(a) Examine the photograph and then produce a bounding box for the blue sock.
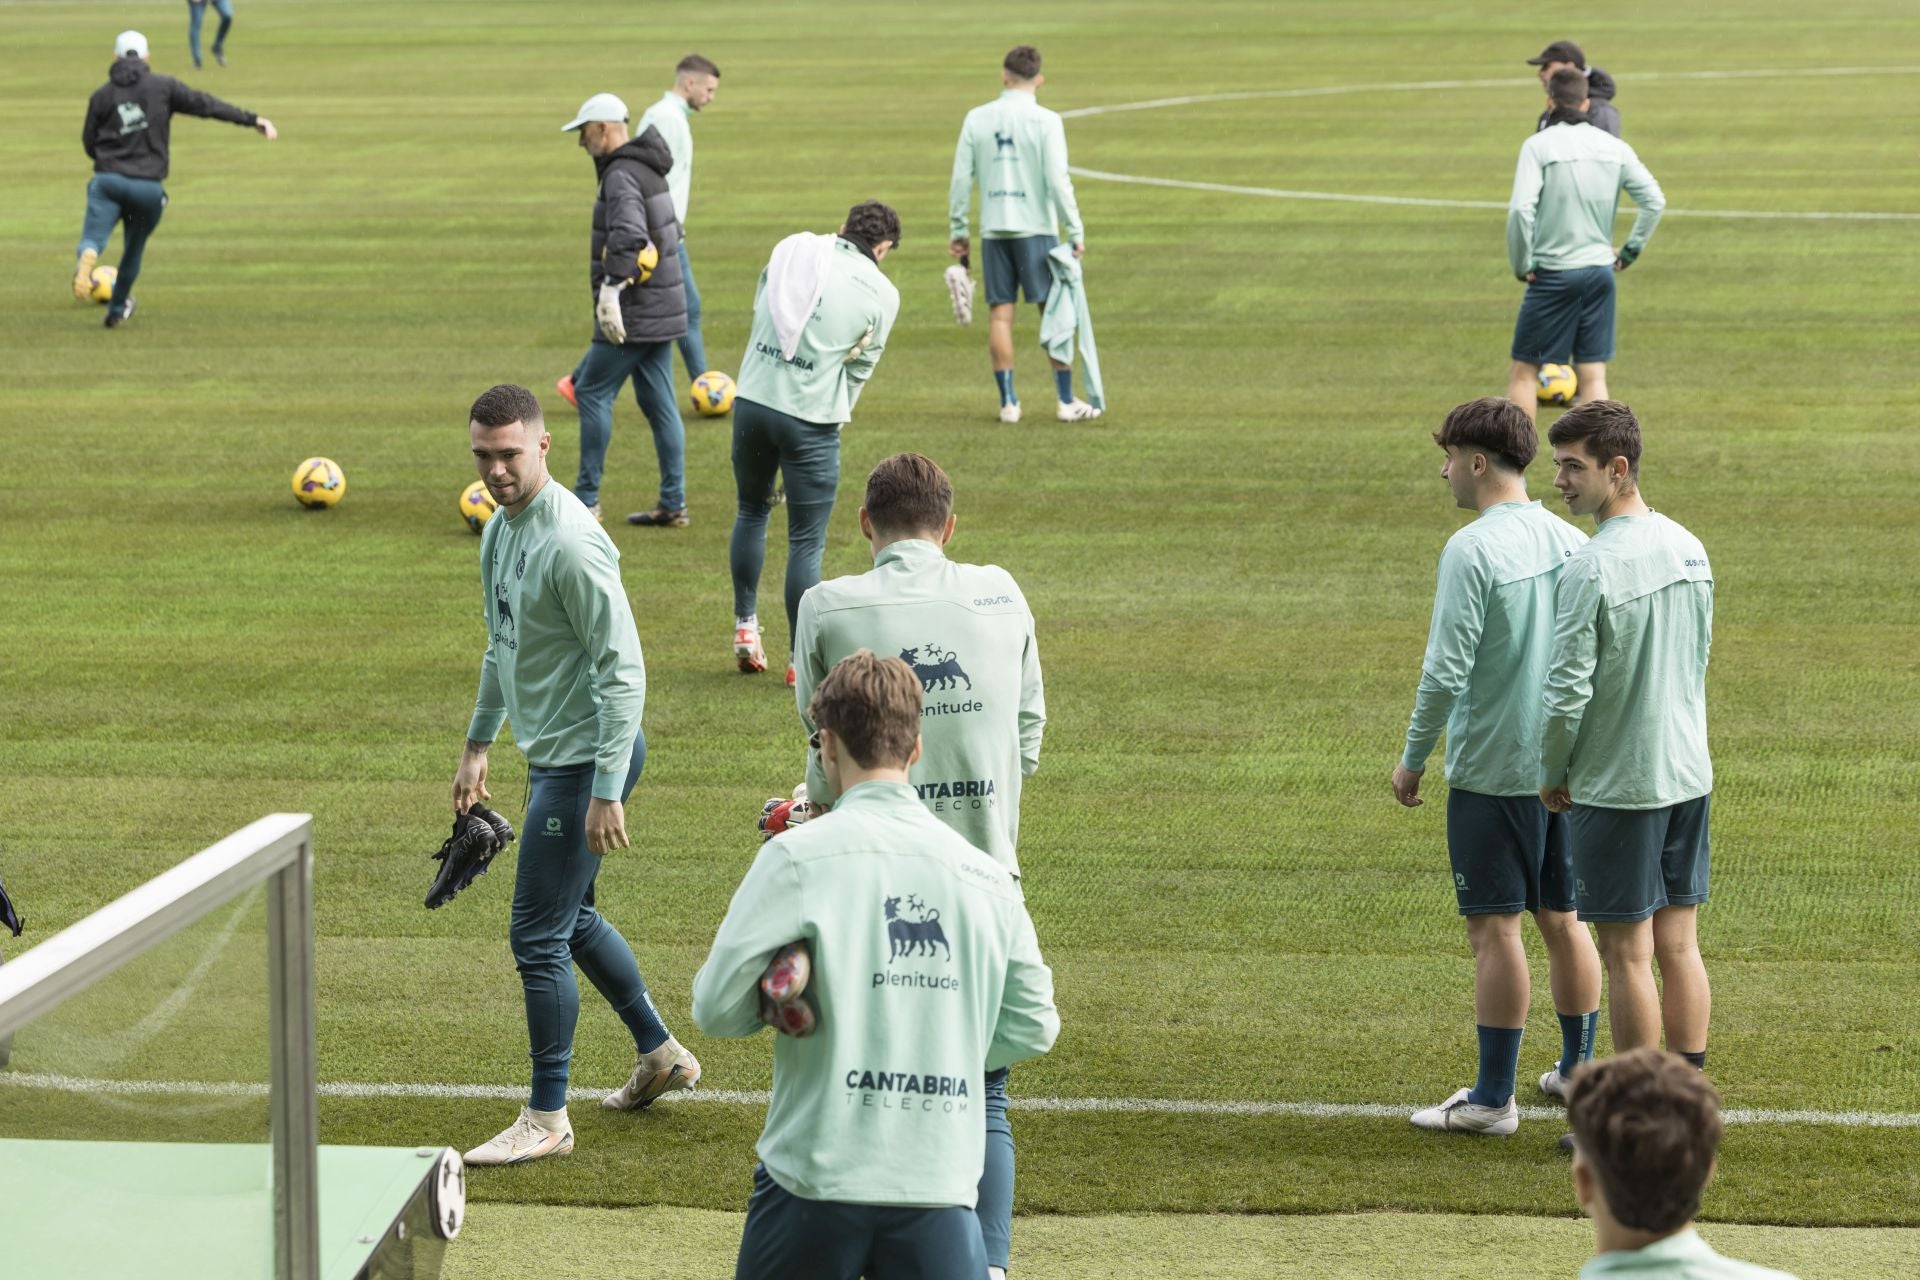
[994,370,1015,406]
[1681,1049,1707,1071]
[1054,368,1074,404]
[1468,1025,1523,1108]
[1557,1010,1599,1076]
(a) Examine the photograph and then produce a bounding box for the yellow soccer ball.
[602,242,660,284]
[1537,363,1578,406]
[460,479,498,534]
[89,265,118,304]
[689,370,736,417]
[291,457,346,509]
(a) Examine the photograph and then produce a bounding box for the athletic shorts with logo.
[1446,789,1575,915]
[733,1163,988,1280]
[1568,794,1711,923]
[982,234,1057,306]
[1511,265,1616,364]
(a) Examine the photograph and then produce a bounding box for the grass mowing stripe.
[8,1072,1918,1129]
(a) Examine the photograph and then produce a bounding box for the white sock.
[529,1105,569,1132]
[736,615,758,631]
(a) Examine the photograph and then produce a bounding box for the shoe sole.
[736,640,767,673]
[465,1135,574,1167]
[74,250,98,301]
[607,1061,701,1111]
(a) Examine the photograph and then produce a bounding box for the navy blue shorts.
[1445,789,1576,915]
[1569,795,1711,924]
[1511,265,1616,364]
[734,1164,987,1280]
[982,234,1057,306]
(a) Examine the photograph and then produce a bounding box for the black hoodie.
[1535,65,1621,139]
[83,58,257,182]
[588,125,687,345]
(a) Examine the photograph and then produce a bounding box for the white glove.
[844,323,876,365]
[944,263,974,326]
[596,282,628,344]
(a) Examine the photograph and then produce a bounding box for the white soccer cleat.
[944,263,975,325]
[1056,398,1103,422]
[73,248,99,301]
[603,1036,702,1111]
[997,402,1022,424]
[1540,1067,1574,1101]
[463,1105,573,1166]
[1409,1088,1518,1136]
[735,623,767,674]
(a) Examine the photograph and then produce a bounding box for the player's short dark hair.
[676,53,720,79]
[809,650,922,770]
[1548,65,1589,110]
[469,384,543,432]
[865,453,954,539]
[1567,1049,1722,1234]
[1004,45,1042,80]
[844,199,902,249]
[1432,397,1537,472]
[1549,399,1642,477]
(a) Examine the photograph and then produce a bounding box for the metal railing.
[0,814,318,1280]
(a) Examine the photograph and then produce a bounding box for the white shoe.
[463,1105,573,1166]
[734,623,767,674]
[1540,1067,1574,1101]
[997,402,1022,424]
[1410,1087,1518,1136]
[944,263,975,325]
[1056,398,1103,422]
[603,1036,702,1111]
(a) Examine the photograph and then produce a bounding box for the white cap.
[562,93,628,132]
[114,30,148,60]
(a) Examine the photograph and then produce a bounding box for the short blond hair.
[808,651,921,769]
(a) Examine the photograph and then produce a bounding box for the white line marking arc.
[4,1071,1916,1129]
[1064,66,1920,222]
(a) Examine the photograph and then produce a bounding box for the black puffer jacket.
[588,126,686,345]
[83,57,257,181]
[1535,65,1621,139]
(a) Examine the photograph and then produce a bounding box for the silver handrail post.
[268,824,319,1280]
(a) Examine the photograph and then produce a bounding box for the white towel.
[766,232,837,360]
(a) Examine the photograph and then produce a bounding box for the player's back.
[738,236,898,425]
[1521,122,1649,265]
[961,92,1067,238]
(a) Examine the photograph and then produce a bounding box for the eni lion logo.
[900,645,971,692]
[884,895,951,962]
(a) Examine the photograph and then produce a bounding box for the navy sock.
[1469,1025,1523,1108]
[1680,1049,1708,1071]
[1557,1010,1599,1076]
[994,370,1016,406]
[1054,368,1074,403]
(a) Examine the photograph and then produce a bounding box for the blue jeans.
[78,174,167,316]
[187,0,234,65]
[677,240,708,382]
[512,732,670,1111]
[728,397,840,643]
[734,1164,988,1280]
[573,338,687,510]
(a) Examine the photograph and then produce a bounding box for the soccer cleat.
[1559,1132,1578,1153]
[73,248,99,301]
[943,263,975,325]
[735,624,767,674]
[1409,1088,1519,1136]
[1056,398,1103,422]
[626,506,689,528]
[603,1036,702,1111]
[556,374,578,409]
[463,1106,573,1166]
[1540,1067,1574,1101]
[997,402,1022,424]
[103,297,136,329]
[760,941,811,1004]
[785,664,796,688]
[213,46,226,67]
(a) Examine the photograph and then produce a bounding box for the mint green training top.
[690,779,1060,1208]
[637,91,693,227]
[1403,501,1588,795]
[1580,1229,1800,1280]
[1542,512,1713,809]
[949,89,1085,244]
[467,479,646,801]
[736,237,900,427]
[1508,121,1665,279]
[794,540,1046,876]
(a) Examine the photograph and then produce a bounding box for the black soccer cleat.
[103,297,136,329]
[425,804,515,909]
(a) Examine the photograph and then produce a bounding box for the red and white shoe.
[785,663,797,688]
[758,942,817,1037]
[556,375,578,409]
[735,624,767,674]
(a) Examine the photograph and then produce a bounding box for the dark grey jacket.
[589,126,686,345]
[1536,65,1621,138]
[83,57,257,182]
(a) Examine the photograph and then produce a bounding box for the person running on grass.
[1395,397,1602,1137]
[455,384,699,1168]
[185,0,236,70]
[948,44,1100,423]
[75,29,276,329]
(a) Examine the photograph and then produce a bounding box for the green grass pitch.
[2,0,1918,1274]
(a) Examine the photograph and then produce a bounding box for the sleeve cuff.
[467,712,505,743]
[592,771,624,803]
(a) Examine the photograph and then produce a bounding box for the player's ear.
[858,507,874,541]
[908,735,923,768]
[941,513,956,545]
[1570,1148,1595,1211]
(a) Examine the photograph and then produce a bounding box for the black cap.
[1527,40,1586,69]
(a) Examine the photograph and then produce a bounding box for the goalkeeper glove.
[596,282,629,344]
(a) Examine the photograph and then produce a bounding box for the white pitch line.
[1063,66,1920,222]
[4,1071,1917,1129]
